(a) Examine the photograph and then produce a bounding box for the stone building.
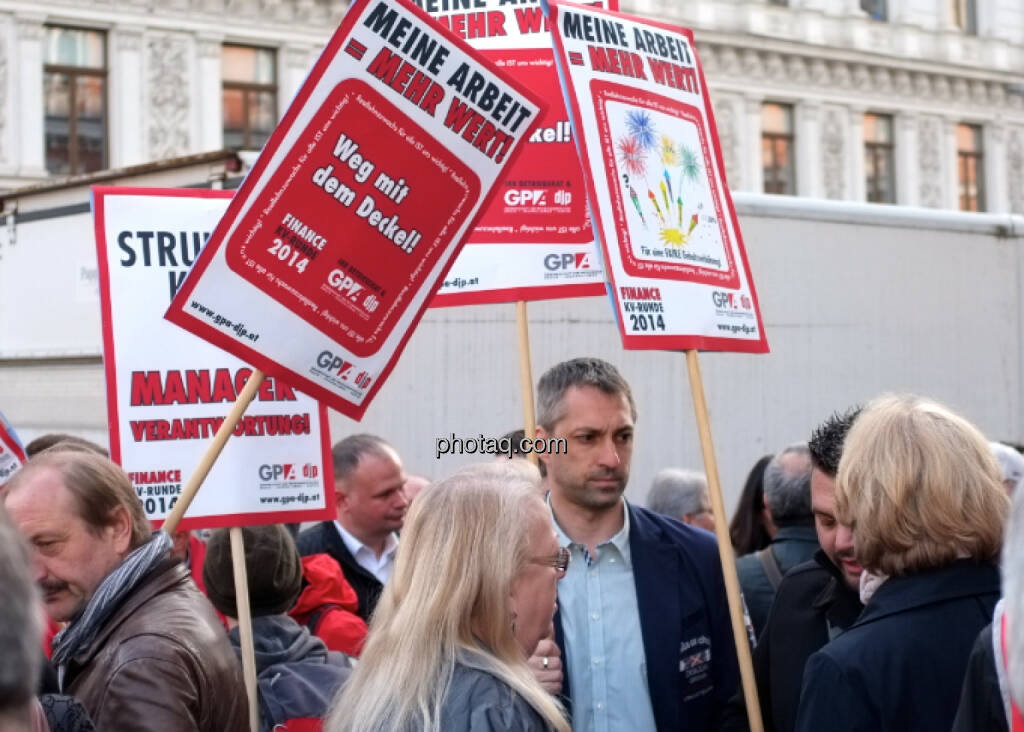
[651,0,1024,213]
[1,1,1021,211]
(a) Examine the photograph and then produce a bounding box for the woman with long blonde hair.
[325,462,570,732]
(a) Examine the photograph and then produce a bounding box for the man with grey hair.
[297,433,408,621]
[0,504,41,731]
[536,356,739,731]
[735,443,818,637]
[647,468,714,531]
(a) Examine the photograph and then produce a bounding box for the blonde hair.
[835,393,1009,576]
[325,462,568,732]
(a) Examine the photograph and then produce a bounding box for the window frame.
[864,112,896,204]
[956,123,985,212]
[952,0,978,35]
[762,102,796,196]
[221,44,278,151]
[860,0,888,21]
[43,25,109,175]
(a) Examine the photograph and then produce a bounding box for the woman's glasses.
[532,546,572,575]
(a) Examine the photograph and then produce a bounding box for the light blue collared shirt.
[550,499,658,732]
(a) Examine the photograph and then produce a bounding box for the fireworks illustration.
[659,135,678,166]
[679,145,701,184]
[624,177,646,227]
[615,111,707,249]
[625,110,657,150]
[647,190,666,224]
[617,136,647,176]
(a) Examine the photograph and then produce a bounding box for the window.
[860,0,887,21]
[222,45,277,150]
[762,103,795,195]
[957,124,985,212]
[952,0,977,35]
[864,113,895,204]
[43,27,107,175]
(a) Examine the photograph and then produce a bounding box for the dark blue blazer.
[795,560,1000,732]
[553,502,741,731]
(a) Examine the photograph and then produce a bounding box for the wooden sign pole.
[515,301,539,465]
[230,527,260,732]
[163,370,265,534]
[685,349,764,732]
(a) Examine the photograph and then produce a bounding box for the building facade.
[648,0,1024,213]
[1,1,1021,210]
[0,0,345,189]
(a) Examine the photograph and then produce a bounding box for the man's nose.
[836,524,855,551]
[32,554,49,583]
[597,438,622,468]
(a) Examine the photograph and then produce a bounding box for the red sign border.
[165,0,547,419]
[591,80,740,289]
[92,186,336,530]
[546,0,769,353]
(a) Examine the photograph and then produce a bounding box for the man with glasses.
[535,357,740,731]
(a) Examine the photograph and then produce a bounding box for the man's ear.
[335,484,349,517]
[535,425,553,470]
[108,504,134,555]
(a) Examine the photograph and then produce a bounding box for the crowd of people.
[1,355,1023,731]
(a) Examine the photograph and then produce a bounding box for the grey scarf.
[53,530,173,686]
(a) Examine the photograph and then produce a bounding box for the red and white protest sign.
[93,188,335,530]
[166,0,545,419]
[422,0,613,306]
[546,0,769,352]
[0,412,27,488]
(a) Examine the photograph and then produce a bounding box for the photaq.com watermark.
[435,434,567,460]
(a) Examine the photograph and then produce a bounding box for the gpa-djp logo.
[258,463,319,482]
[544,252,592,271]
[259,463,297,481]
[314,351,372,388]
[711,290,752,310]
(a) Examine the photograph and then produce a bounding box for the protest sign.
[165,0,545,420]
[546,0,768,353]
[93,187,334,530]
[0,412,27,487]
[421,0,612,306]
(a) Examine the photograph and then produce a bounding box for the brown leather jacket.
[63,557,248,731]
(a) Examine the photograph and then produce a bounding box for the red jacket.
[289,554,368,657]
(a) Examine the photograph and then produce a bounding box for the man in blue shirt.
[535,357,740,731]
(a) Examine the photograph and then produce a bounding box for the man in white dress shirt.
[297,434,408,621]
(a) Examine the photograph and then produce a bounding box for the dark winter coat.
[795,560,1000,732]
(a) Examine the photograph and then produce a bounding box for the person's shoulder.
[111,576,232,663]
[629,503,718,552]
[734,550,761,573]
[444,663,544,730]
[296,522,334,554]
[449,663,512,700]
[773,558,832,592]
